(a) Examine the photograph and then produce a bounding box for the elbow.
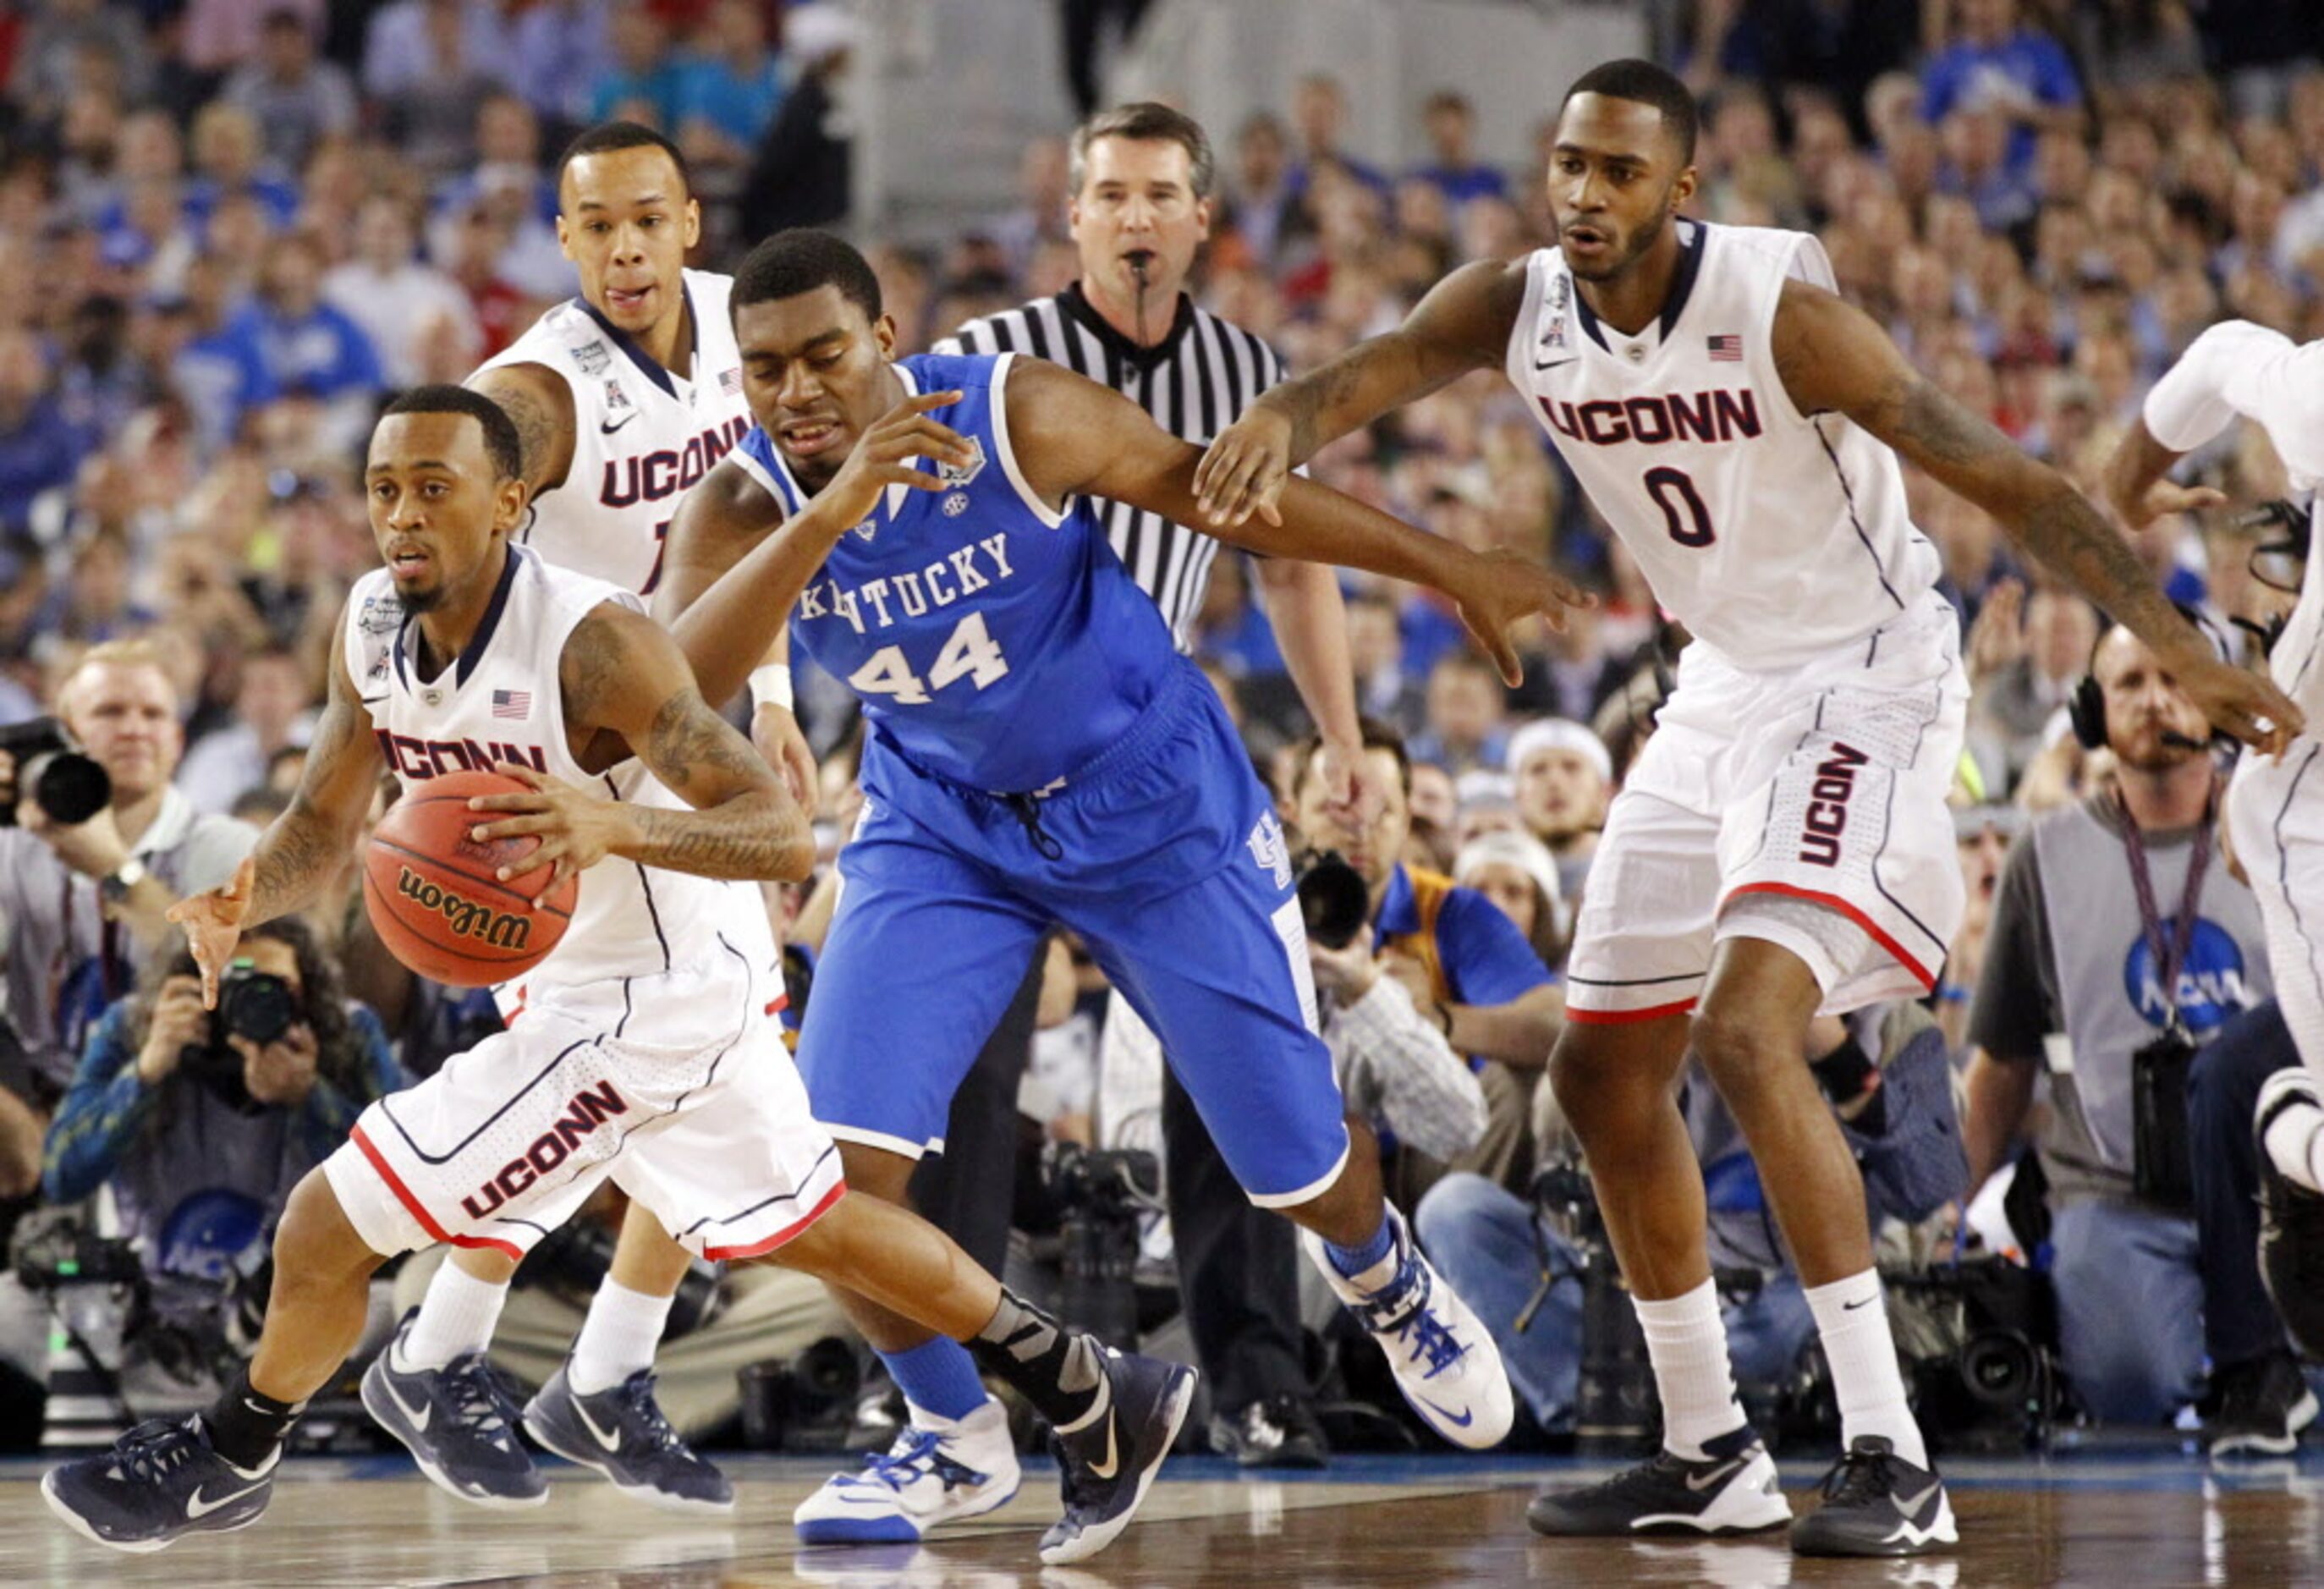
[776,829,817,884]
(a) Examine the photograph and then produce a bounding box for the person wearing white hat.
[1506,718,1613,904]
[1454,828,1567,970]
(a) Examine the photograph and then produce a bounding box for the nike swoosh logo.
[186,1481,265,1519]
[600,412,639,434]
[572,1394,625,1453]
[1843,1295,1875,1311]
[1416,1396,1475,1428]
[385,1378,431,1432]
[1086,1413,1120,1480]
[1892,1482,1940,1518]
[1685,1456,1744,1492]
[1533,357,1576,372]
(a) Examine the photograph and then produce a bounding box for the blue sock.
[880,1335,989,1423]
[1324,1213,1397,1281]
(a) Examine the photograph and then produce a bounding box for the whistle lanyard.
[2113,784,2214,1038]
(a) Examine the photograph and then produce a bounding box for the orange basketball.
[363,770,579,987]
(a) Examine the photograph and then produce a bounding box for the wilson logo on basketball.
[1798,742,1870,867]
[395,866,534,950]
[459,1080,632,1218]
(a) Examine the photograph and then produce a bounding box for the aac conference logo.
[2122,915,2250,1036]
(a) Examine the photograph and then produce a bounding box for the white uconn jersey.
[347,547,763,1002]
[479,268,752,596]
[1508,222,1941,671]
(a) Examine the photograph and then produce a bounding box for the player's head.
[730,228,898,491]
[1291,718,1414,893]
[365,386,529,614]
[2090,624,2212,773]
[1551,59,1699,283]
[556,121,700,338]
[1069,102,1215,309]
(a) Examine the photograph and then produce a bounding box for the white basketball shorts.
[324,953,843,1263]
[1567,588,1968,1023]
[2227,738,2324,1080]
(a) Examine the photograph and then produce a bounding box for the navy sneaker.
[1038,1350,1197,1566]
[42,1416,277,1553]
[1526,1423,1790,1537]
[1789,1436,1958,1557]
[361,1314,546,1508]
[524,1363,733,1514]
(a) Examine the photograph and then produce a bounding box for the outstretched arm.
[1194,258,1525,526]
[476,601,812,885]
[1771,278,2302,752]
[1009,356,1589,682]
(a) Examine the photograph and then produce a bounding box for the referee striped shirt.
[931,281,1284,652]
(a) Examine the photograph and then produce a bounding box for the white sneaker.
[1304,1207,1516,1449]
[792,1399,1020,1544]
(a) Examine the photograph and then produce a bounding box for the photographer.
[40,915,400,1273]
[1964,624,2272,1428]
[0,638,255,1093]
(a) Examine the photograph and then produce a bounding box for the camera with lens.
[1045,1143,1161,1352]
[0,716,112,827]
[178,960,301,1104]
[1295,848,1371,951]
[1886,1256,2061,1452]
[1532,1159,1657,1454]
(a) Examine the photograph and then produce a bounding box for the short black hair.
[1293,716,1414,800]
[380,385,524,481]
[1562,58,1699,165]
[732,228,884,322]
[557,119,691,197]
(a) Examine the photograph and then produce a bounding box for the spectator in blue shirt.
[1920,0,2082,173]
[679,0,788,175]
[1410,90,1506,208]
[165,254,277,455]
[508,0,614,129]
[246,230,383,404]
[589,5,688,129]
[0,327,97,535]
[181,101,300,233]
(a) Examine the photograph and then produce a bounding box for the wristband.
[749,663,794,712]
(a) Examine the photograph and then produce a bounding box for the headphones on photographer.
[2065,601,2223,753]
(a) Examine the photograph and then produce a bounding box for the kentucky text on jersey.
[796,534,1018,635]
[373,730,551,781]
[600,413,753,508]
[1537,388,1763,448]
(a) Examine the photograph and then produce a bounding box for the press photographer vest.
[1379,865,1456,1004]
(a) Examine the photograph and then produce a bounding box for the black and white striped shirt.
[931,282,1284,652]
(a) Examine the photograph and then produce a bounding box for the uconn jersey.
[1508,221,1942,671]
[346,545,763,999]
[730,352,1182,794]
[479,268,752,595]
[934,283,1284,652]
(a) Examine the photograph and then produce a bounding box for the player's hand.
[1316,736,1386,830]
[1448,549,1597,685]
[471,762,625,899]
[819,390,975,531]
[167,856,256,1009]
[1963,578,2025,685]
[136,975,212,1084]
[2172,652,2305,757]
[1194,405,1293,529]
[752,701,818,809]
[237,1020,319,1107]
[2118,477,2226,531]
[1308,924,1381,998]
[1379,946,1434,1008]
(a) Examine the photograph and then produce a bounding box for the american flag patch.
[492,689,531,719]
[719,367,743,396]
[1708,334,1743,362]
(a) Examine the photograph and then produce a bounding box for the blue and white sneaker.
[523,1363,733,1514]
[1040,1350,1198,1566]
[794,1398,1019,1543]
[1304,1207,1516,1449]
[41,1416,277,1553]
[361,1313,547,1508]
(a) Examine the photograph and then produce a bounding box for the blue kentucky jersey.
[731,352,1184,792]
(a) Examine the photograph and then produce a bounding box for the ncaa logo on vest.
[2122,916,2250,1036]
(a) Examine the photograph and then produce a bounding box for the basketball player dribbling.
[1196,59,2300,1557]
[41,388,1200,1568]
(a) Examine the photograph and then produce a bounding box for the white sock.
[1633,1278,1748,1460]
[398,1262,511,1372]
[2260,1069,2324,1193]
[1805,1269,1928,1469]
[569,1278,673,1395]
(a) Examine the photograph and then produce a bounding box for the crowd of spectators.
[2,0,2323,1454]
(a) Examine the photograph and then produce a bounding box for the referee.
[929,102,1367,1469]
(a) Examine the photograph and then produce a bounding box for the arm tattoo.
[249,693,365,921]
[1893,377,2003,469]
[559,608,627,729]
[626,798,808,881]
[483,377,564,493]
[642,689,761,794]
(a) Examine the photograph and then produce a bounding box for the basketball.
[363,770,579,987]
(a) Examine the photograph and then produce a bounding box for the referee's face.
[1071,135,1212,312]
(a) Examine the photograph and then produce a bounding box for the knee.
[1547,1032,1634,1139]
[1688,1005,1796,1097]
[272,1169,383,1285]
[1415,1171,1506,1252]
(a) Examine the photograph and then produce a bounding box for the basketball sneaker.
[41,1415,277,1553]
[2258,1070,2324,1362]
[523,1363,733,1514]
[1789,1436,1957,1557]
[361,1311,547,1508]
[794,1398,1020,1544]
[1525,1424,1790,1537]
[1302,1207,1515,1449]
[1040,1350,1198,1565]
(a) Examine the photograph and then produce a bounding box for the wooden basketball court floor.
[6,1445,2322,1586]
